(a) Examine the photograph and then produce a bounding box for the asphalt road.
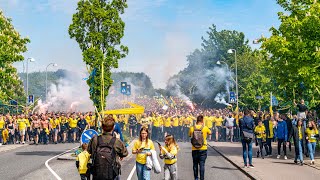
[120,142,248,180]
[0,143,77,180]
[0,142,249,180]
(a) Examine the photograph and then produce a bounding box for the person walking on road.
[254,120,267,159]
[76,143,91,180]
[288,119,306,165]
[239,109,255,168]
[159,134,179,180]
[263,114,274,156]
[305,120,319,165]
[132,127,155,180]
[189,115,212,180]
[275,114,288,160]
[88,116,128,180]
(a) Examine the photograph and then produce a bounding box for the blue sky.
[1,0,282,88]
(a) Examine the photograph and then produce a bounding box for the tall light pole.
[227,49,238,119]
[26,57,35,108]
[46,63,58,102]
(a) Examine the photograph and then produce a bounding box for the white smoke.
[214,93,231,106]
[33,70,94,113]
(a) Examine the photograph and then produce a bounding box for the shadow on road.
[211,165,238,170]
[272,161,297,165]
[16,151,64,156]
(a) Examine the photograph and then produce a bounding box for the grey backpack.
[191,125,204,148]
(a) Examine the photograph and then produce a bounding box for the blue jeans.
[296,140,304,162]
[242,139,253,165]
[136,162,150,180]
[307,142,316,160]
[192,150,207,180]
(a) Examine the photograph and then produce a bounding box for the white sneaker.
[0,143,2,146]
[277,155,280,159]
[311,160,315,165]
[284,156,287,160]
[22,142,25,144]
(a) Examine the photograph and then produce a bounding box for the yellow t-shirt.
[205,116,213,128]
[164,118,171,127]
[254,125,266,139]
[17,118,27,130]
[69,118,78,128]
[153,117,161,127]
[50,119,60,129]
[298,126,302,140]
[141,118,150,127]
[189,125,211,150]
[214,117,223,127]
[172,117,179,127]
[306,128,319,143]
[76,150,91,174]
[0,119,5,129]
[184,117,192,127]
[133,139,155,164]
[25,119,31,128]
[161,145,178,165]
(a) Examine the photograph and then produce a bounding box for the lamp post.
[227,49,238,118]
[45,63,58,102]
[26,57,35,108]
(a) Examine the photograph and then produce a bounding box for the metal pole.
[26,59,29,109]
[235,50,239,121]
[45,65,49,103]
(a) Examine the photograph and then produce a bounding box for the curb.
[57,152,77,160]
[208,144,257,180]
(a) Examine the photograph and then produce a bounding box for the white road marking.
[45,146,79,180]
[127,164,136,180]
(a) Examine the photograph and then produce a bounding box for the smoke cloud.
[33,71,94,113]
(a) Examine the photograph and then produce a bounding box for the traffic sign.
[81,129,99,144]
[120,82,127,94]
[272,96,278,106]
[28,95,34,104]
[126,85,131,96]
[229,91,236,104]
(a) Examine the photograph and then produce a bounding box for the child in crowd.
[76,143,91,180]
[159,134,179,180]
[255,120,267,159]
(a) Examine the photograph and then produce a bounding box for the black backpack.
[191,125,204,149]
[93,135,119,180]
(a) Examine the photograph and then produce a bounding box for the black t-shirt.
[129,116,137,126]
[297,104,307,112]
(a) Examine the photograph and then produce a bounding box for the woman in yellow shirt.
[159,134,179,180]
[132,127,155,180]
[306,121,319,165]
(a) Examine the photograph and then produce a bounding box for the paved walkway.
[208,141,320,180]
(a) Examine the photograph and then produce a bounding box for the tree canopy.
[69,0,128,112]
[261,0,320,108]
[0,10,29,109]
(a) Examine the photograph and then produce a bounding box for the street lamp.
[26,57,35,107]
[227,49,239,119]
[46,63,58,102]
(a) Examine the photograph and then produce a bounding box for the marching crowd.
[1,96,320,180]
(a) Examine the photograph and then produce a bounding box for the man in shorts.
[31,116,41,145]
[17,116,27,144]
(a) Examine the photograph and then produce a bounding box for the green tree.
[261,0,320,108]
[0,10,30,109]
[69,0,128,112]
[236,50,273,110]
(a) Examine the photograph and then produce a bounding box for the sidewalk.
[208,141,320,180]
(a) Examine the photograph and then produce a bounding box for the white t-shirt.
[225,117,235,127]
